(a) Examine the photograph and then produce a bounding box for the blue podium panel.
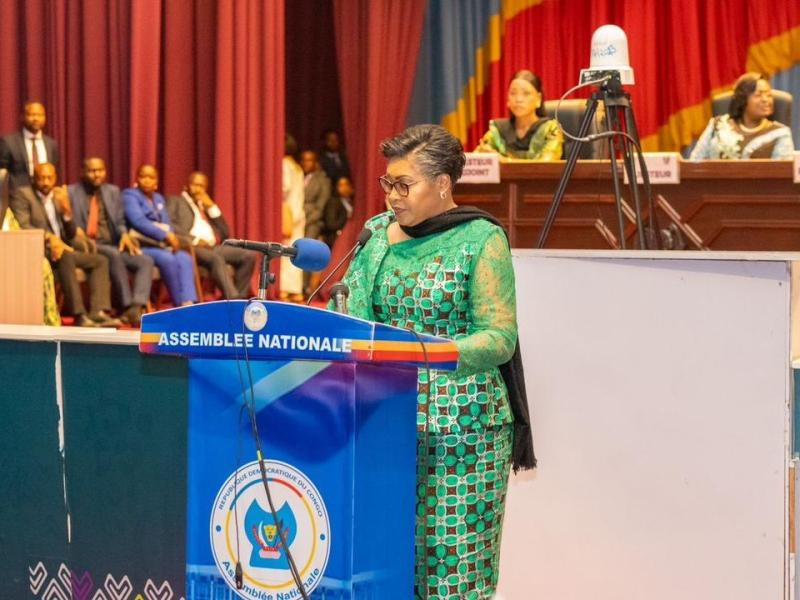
[140,301,459,600]
[186,358,417,599]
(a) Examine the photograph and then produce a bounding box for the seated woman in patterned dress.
[476,69,564,160]
[337,124,535,599]
[690,73,794,160]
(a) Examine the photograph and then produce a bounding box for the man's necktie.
[86,194,99,239]
[31,139,40,169]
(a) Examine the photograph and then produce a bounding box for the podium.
[140,300,458,599]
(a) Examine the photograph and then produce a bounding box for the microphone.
[306,228,373,305]
[224,237,331,272]
[330,282,349,314]
[291,238,331,272]
[224,238,286,253]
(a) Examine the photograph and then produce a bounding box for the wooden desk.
[454,160,800,250]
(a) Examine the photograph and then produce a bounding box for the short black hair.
[729,73,767,122]
[380,125,465,188]
[509,69,547,118]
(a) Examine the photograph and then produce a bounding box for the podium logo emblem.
[244,499,297,568]
[243,302,269,332]
[210,460,331,599]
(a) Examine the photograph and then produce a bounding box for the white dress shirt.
[38,190,61,237]
[182,191,220,246]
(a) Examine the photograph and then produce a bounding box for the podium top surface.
[139,300,458,371]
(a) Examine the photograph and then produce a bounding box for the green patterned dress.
[479,117,564,160]
[339,211,517,599]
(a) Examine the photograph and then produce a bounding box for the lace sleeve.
[689,118,716,160]
[773,129,795,159]
[454,229,518,376]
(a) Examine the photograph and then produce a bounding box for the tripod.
[537,75,658,249]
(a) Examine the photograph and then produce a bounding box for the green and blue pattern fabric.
[340,211,517,599]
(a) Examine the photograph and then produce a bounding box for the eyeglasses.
[378,175,419,197]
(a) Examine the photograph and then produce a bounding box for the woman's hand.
[164,232,180,252]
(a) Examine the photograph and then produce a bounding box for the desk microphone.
[306,228,372,305]
[330,282,350,314]
[224,237,331,272]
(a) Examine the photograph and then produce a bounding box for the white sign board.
[460,153,500,183]
[502,252,789,600]
[623,151,681,184]
[793,151,800,183]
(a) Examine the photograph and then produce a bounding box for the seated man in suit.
[10,163,119,327]
[0,102,60,190]
[69,157,154,326]
[122,164,197,306]
[167,171,256,299]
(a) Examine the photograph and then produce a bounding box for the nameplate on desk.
[793,151,800,183]
[623,152,681,185]
[461,153,500,183]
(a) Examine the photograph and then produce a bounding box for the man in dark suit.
[299,150,331,295]
[68,157,154,326]
[10,163,119,327]
[319,129,350,185]
[0,102,60,190]
[300,150,331,241]
[167,171,256,299]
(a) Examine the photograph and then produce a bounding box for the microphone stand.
[306,230,371,305]
[537,74,659,249]
[257,254,276,300]
[223,241,283,300]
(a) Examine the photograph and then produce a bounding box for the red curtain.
[332,0,426,264]
[0,0,283,246]
[285,0,344,153]
[213,1,284,245]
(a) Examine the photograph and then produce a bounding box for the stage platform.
[2,250,800,599]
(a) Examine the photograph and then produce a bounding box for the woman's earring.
[440,190,447,200]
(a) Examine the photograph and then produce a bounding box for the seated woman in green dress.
[690,73,794,160]
[476,69,564,160]
[337,124,535,599]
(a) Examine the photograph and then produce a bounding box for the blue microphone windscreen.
[291,238,331,272]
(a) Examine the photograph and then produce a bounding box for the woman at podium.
[338,124,535,599]
[476,69,563,160]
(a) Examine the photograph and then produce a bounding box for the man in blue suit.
[122,164,197,306]
[68,157,154,326]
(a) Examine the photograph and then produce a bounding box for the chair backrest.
[543,99,606,159]
[711,89,793,126]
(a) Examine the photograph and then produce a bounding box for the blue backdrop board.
[140,301,458,599]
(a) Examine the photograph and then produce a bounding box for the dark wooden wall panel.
[454,160,800,250]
